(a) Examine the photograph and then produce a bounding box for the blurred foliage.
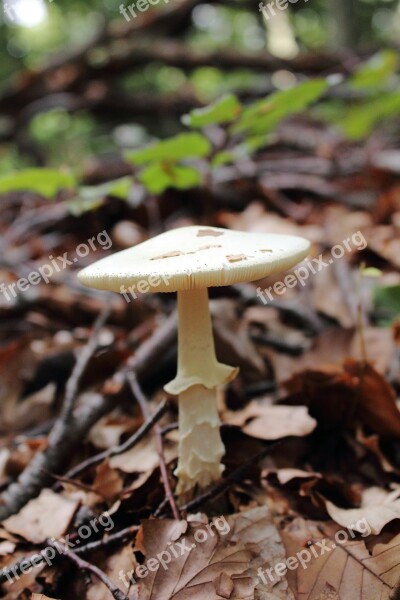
[374,285,400,326]
[1,0,400,185]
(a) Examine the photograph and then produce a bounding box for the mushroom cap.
[78,226,310,293]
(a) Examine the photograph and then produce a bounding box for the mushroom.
[78,226,310,495]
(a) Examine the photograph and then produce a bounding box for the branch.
[0,311,178,520]
[61,302,112,422]
[48,540,128,600]
[0,525,138,585]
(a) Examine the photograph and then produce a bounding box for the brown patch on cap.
[151,251,183,260]
[226,254,247,263]
[197,244,223,251]
[196,229,224,238]
[260,249,273,253]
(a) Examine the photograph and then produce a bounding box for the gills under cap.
[78,226,310,293]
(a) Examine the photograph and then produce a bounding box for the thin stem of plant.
[127,372,180,520]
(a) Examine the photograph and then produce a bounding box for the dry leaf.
[91,459,124,503]
[325,486,400,535]
[282,518,398,599]
[87,544,136,600]
[133,506,292,600]
[284,359,400,436]
[110,437,176,474]
[226,401,316,440]
[3,489,79,543]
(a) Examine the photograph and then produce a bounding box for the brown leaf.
[87,545,136,600]
[325,486,400,535]
[90,459,124,504]
[109,437,176,474]
[134,507,292,600]
[225,401,316,440]
[282,518,397,599]
[3,489,79,543]
[284,359,400,436]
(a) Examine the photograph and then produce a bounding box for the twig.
[61,302,112,421]
[48,539,128,600]
[59,399,168,482]
[0,311,177,520]
[128,373,180,520]
[0,525,138,585]
[178,441,282,515]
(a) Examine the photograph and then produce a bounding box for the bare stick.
[0,310,177,520]
[48,539,128,600]
[0,525,138,585]
[128,373,180,520]
[61,301,112,421]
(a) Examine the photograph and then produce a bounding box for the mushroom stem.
[177,287,221,382]
[167,288,237,495]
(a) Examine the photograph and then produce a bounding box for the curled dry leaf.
[2,489,79,544]
[325,486,400,535]
[225,401,316,440]
[284,359,400,436]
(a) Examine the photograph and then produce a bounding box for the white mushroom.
[78,225,310,495]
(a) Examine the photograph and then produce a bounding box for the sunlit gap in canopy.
[5,0,48,28]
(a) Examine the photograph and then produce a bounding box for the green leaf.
[373,284,400,326]
[182,94,242,128]
[139,163,201,194]
[0,169,77,198]
[67,177,133,215]
[362,267,382,278]
[232,79,328,136]
[125,133,211,165]
[350,50,398,91]
[340,91,400,140]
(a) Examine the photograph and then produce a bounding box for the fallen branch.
[0,525,138,586]
[48,539,128,600]
[0,310,177,520]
